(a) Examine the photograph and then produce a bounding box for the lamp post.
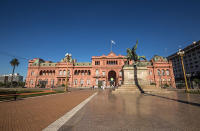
[177,49,189,91]
[186,73,191,89]
[64,53,71,92]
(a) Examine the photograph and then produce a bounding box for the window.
[107,60,118,65]
[87,70,91,75]
[96,79,98,85]
[74,70,78,75]
[59,70,62,75]
[80,79,84,85]
[96,69,99,76]
[119,71,122,76]
[166,70,170,76]
[30,79,33,85]
[119,80,122,85]
[102,71,105,76]
[68,70,70,76]
[149,70,152,75]
[162,69,165,76]
[74,79,78,85]
[95,61,100,65]
[87,80,90,85]
[31,71,34,76]
[157,69,161,76]
[63,70,66,76]
[51,79,54,85]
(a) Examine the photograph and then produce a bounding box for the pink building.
[25,52,175,88]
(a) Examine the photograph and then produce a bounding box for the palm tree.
[10,58,19,87]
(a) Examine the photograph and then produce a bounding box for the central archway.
[108,70,116,86]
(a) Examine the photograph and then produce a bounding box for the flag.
[111,40,116,44]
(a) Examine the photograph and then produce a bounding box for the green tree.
[10,58,19,88]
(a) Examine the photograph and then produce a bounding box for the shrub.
[0,82,5,87]
[162,83,169,89]
[150,82,156,85]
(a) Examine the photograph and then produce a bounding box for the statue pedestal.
[114,64,158,93]
[123,66,149,85]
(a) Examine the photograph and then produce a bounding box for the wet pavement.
[59,90,200,131]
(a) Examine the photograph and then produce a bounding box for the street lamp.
[186,73,192,89]
[177,49,189,91]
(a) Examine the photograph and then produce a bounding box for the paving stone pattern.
[60,90,200,131]
[0,90,95,131]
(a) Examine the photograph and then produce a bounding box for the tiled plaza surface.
[0,90,95,131]
[59,90,200,131]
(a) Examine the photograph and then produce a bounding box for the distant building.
[25,52,175,88]
[167,40,200,80]
[0,73,23,83]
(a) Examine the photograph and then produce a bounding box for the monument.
[115,40,157,93]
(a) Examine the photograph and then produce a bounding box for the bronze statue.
[126,40,146,62]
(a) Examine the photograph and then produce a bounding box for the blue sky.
[0,0,200,78]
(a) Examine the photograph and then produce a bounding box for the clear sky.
[0,0,200,78]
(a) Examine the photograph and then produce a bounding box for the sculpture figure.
[126,40,147,63]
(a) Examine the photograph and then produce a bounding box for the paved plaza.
[0,89,200,131]
[59,90,200,131]
[0,90,95,131]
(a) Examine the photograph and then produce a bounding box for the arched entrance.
[108,70,116,86]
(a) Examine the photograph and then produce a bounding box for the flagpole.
[110,41,112,52]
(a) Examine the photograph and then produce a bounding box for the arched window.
[39,71,42,75]
[50,70,52,75]
[74,70,77,75]
[43,71,46,75]
[63,70,66,76]
[59,70,62,75]
[87,70,91,75]
[157,69,161,76]
[162,69,165,76]
[166,69,170,76]
[81,70,84,76]
[68,70,70,76]
[47,70,49,75]
[78,70,80,75]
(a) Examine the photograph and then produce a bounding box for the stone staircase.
[113,84,168,93]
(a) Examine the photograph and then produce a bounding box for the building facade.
[0,73,23,84]
[167,40,200,80]
[25,52,175,88]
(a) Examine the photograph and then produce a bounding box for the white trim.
[43,92,97,131]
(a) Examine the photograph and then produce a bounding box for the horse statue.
[126,40,146,62]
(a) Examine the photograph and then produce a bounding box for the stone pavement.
[59,90,200,131]
[0,90,95,131]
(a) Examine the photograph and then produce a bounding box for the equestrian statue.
[126,40,146,63]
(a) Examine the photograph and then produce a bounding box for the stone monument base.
[114,84,162,93]
[113,64,162,93]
